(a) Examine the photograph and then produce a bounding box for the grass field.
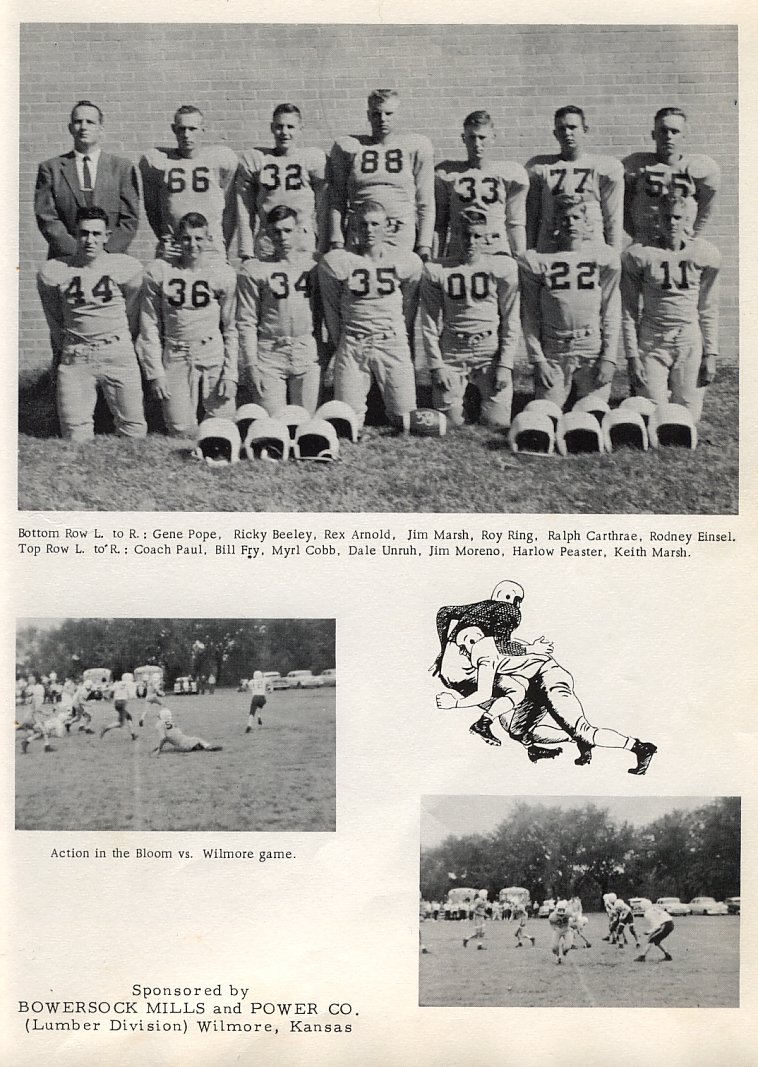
[15,687,336,832]
[18,366,738,514]
[419,914,739,1007]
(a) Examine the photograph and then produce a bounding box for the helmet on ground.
[556,411,604,456]
[243,418,290,461]
[508,411,555,455]
[601,408,649,452]
[315,400,359,442]
[192,418,241,465]
[293,419,340,461]
[648,403,697,449]
[522,398,563,428]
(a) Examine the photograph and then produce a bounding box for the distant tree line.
[16,619,335,686]
[420,799,740,908]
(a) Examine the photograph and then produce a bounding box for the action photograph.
[18,23,737,513]
[419,795,740,1008]
[15,617,336,832]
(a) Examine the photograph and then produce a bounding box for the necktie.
[82,156,94,205]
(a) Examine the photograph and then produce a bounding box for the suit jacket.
[34,150,140,258]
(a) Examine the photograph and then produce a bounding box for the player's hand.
[491,365,512,393]
[416,245,432,263]
[322,355,336,390]
[627,356,647,390]
[329,241,345,251]
[698,353,717,386]
[431,366,458,392]
[248,366,264,396]
[595,358,616,388]
[435,692,458,710]
[527,635,554,655]
[217,378,237,401]
[151,379,171,401]
[534,360,559,390]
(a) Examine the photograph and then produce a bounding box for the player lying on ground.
[152,706,222,753]
[635,902,674,962]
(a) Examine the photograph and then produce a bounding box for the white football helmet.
[491,580,525,605]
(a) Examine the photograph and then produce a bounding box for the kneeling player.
[138,212,238,437]
[420,208,519,429]
[635,902,674,962]
[153,706,222,754]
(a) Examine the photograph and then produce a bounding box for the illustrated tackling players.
[549,900,571,964]
[236,103,327,260]
[624,107,720,246]
[319,199,421,431]
[419,208,520,429]
[36,206,146,441]
[327,89,434,260]
[527,105,624,251]
[237,205,322,414]
[245,670,268,732]
[100,674,138,742]
[435,110,528,258]
[152,704,222,754]
[140,106,238,261]
[463,892,488,949]
[621,193,720,422]
[519,194,620,410]
[138,211,238,436]
[635,901,674,962]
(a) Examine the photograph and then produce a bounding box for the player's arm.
[505,168,529,256]
[494,266,521,387]
[136,265,169,392]
[309,152,329,255]
[599,159,625,251]
[525,168,543,250]
[217,270,239,395]
[235,266,262,392]
[413,140,435,259]
[107,161,141,253]
[433,171,451,260]
[34,162,78,256]
[36,270,66,364]
[620,248,645,386]
[317,255,343,347]
[308,266,330,367]
[597,251,621,384]
[234,157,258,261]
[122,264,144,342]
[447,647,498,708]
[401,257,422,351]
[326,143,349,248]
[697,251,721,385]
[138,155,164,243]
[693,160,721,237]
[418,265,446,374]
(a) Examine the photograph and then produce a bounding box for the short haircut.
[174,105,204,123]
[75,205,109,226]
[458,208,489,230]
[654,106,688,125]
[178,211,209,231]
[554,105,587,129]
[463,110,493,130]
[273,103,302,121]
[357,199,387,217]
[71,100,103,124]
[368,89,399,110]
[554,193,587,217]
[660,191,694,214]
[265,204,299,226]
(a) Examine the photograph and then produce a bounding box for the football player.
[318,199,421,431]
[237,205,322,414]
[549,900,572,964]
[519,194,621,410]
[511,896,536,947]
[621,192,720,423]
[463,892,488,949]
[152,705,222,754]
[635,901,674,962]
[527,105,624,251]
[36,206,147,441]
[245,670,268,732]
[63,679,94,733]
[435,110,528,258]
[601,891,618,941]
[235,103,328,261]
[419,208,520,429]
[568,896,592,949]
[138,211,238,437]
[624,107,720,246]
[100,674,138,742]
[610,898,641,949]
[140,105,238,261]
[327,89,434,259]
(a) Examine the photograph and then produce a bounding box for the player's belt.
[640,323,700,345]
[165,336,218,351]
[61,334,125,360]
[259,334,315,349]
[344,326,399,342]
[447,329,495,347]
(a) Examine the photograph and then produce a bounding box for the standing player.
[64,679,95,733]
[319,200,421,431]
[237,206,322,414]
[549,900,572,964]
[610,898,641,949]
[519,195,621,410]
[235,103,328,261]
[527,106,624,252]
[327,90,434,260]
[624,107,720,246]
[568,896,592,949]
[36,206,147,442]
[245,671,268,732]
[138,211,238,437]
[511,896,536,948]
[152,705,222,754]
[100,674,138,742]
[140,106,238,261]
[435,110,528,258]
[419,208,520,429]
[601,892,618,941]
[463,892,488,950]
[635,901,675,962]
[621,193,720,422]
[17,675,55,754]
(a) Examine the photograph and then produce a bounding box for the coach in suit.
[34,100,140,258]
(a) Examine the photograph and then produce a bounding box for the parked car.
[538,898,556,918]
[689,896,729,915]
[263,671,289,690]
[726,897,741,915]
[655,897,691,916]
[173,676,198,696]
[629,897,653,916]
[319,669,337,686]
[286,670,324,689]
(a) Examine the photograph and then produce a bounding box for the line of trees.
[16,619,335,687]
[420,799,740,908]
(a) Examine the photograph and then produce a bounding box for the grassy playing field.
[18,366,738,514]
[15,687,335,832]
[419,913,739,1007]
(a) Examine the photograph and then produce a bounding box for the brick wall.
[19,23,738,376]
